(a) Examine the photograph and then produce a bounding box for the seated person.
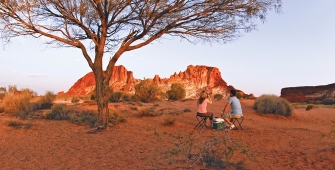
[221,89,243,129]
[197,91,214,127]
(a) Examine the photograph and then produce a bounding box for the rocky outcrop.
[66,65,138,95]
[280,83,335,102]
[151,65,231,98]
[66,65,248,99]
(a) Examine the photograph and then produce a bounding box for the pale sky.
[1,0,334,96]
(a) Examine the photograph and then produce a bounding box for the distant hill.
[280,83,335,102]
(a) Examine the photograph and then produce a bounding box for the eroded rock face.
[66,65,244,99]
[280,83,335,102]
[66,65,138,95]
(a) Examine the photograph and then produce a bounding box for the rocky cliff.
[280,83,335,102]
[66,65,243,99]
[66,65,139,95]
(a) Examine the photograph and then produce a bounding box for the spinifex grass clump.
[138,107,158,117]
[37,91,56,109]
[46,104,99,127]
[2,87,37,119]
[162,115,176,125]
[253,94,293,116]
[306,104,314,111]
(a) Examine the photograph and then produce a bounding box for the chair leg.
[231,117,244,130]
[195,116,208,129]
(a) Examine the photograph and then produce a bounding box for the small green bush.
[135,79,161,103]
[131,95,140,102]
[122,94,131,101]
[45,104,71,120]
[90,94,95,101]
[7,119,32,129]
[67,110,97,127]
[322,98,335,105]
[166,83,186,101]
[138,108,157,117]
[213,94,223,100]
[109,110,127,124]
[71,97,80,103]
[184,108,191,112]
[37,91,56,109]
[46,105,98,127]
[109,91,123,103]
[306,104,314,111]
[253,94,293,116]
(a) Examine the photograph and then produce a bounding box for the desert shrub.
[109,110,127,124]
[67,110,97,127]
[0,87,6,102]
[90,94,95,101]
[131,95,140,102]
[130,106,138,111]
[135,79,161,103]
[71,97,80,103]
[45,104,72,120]
[6,119,32,129]
[162,115,176,125]
[2,88,37,118]
[37,91,56,109]
[138,107,157,117]
[253,94,293,116]
[322,98,335,105]
[213,94,223,100]
[109,91,123,103]
[306,104,314,111]
[184,108,191,112]
[153,129,249,169]
[166,83,186,101]
[122,94,131,101]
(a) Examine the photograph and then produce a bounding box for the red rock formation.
[151,65,231,98]
[66,65,138,95]
[66,65,247,99]
[280,83,335,102]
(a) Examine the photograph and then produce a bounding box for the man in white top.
[221,89,243,129]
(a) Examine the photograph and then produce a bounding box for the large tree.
[0,0,281,127]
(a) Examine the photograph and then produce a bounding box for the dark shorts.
[197,112,213,120]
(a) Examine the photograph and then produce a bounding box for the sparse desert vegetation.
[253,94,293,116]
[0,86,335,169]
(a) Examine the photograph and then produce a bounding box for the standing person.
[221,89,243,129]
[197,91,214,127]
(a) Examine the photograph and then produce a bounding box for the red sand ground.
[0,99,334,169]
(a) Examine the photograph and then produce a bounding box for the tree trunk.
[94,66,110,128]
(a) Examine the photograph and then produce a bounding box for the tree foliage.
[135,79,161,103]
[0,0,281,127]
[166,83,186,100]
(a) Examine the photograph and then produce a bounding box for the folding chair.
[230,116,244,130]
[194,115,208,129]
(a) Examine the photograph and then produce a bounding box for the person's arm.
[221,103,229,116]
[207,98,212,104]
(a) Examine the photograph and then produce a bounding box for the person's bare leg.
[223,117,232,126]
